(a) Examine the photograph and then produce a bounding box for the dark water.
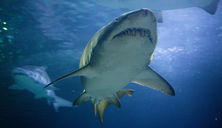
[0,0,222,128]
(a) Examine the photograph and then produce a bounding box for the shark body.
[92,0,220,22]
[46,9,175,123]
[10,65,72,112]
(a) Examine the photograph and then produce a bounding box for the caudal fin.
[52,96,73,112]
[201,0,220,14]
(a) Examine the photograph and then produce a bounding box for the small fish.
[9,65,72,112]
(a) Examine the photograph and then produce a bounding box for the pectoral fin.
[73,90,91,105]
[132,67,175,96]
[116,89,134,99]
[45,65,94,88]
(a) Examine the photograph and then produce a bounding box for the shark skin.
[46,9,175,123]
[9,65,72,112]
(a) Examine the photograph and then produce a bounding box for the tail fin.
[201,0,220,14]
[50,93,72,112]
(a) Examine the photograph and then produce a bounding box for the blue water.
[0,0,222,128]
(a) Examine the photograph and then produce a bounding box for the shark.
[91,0,220,22]
[9,65,72,112]
[45,9,175,123]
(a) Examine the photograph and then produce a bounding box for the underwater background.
[0,0,222,128]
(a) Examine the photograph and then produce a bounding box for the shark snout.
[128,8,154,18]
[108,8,157,42]
[136,8,152,16]
[124,8,156,26]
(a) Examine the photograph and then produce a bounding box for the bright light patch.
[156,46,184,55]
[3,27,8,30]
[154,46,184,61]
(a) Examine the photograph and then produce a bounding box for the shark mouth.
[112,28,153,43]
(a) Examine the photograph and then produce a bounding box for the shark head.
[99,9,157,52]
[14,65,51,85]
[93,9,157,64]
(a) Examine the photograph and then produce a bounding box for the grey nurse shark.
[46,9,175,123]
[92,0,220,22]
[9,65,72,112]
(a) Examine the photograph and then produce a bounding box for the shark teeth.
[112,27,153,43]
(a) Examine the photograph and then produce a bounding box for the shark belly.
[82,36,153,97]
